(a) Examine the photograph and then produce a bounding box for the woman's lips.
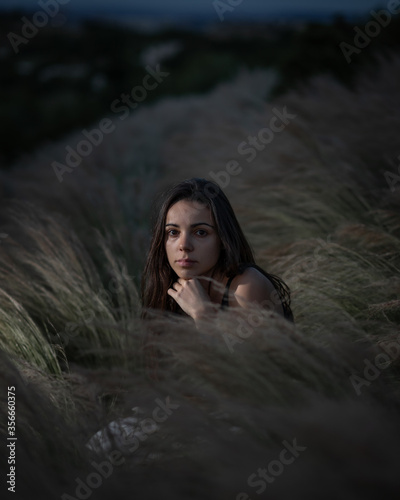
[176,259,197,267]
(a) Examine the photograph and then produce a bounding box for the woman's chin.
[175,266,217,280]
[177,270,195,280]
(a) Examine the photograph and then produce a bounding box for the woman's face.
[165,199,221,280]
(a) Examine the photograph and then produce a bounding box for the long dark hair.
[141,178,293,321]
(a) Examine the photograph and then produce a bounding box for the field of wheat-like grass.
[1,55,400,499]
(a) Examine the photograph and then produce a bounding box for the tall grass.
[0,57,400,498]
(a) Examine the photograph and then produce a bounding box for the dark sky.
[1,0,384,17]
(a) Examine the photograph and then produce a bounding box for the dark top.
[220,275,235,309]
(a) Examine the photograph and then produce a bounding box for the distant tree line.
[0,10,399,167]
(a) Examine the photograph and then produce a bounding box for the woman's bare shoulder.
[230,266,284,314]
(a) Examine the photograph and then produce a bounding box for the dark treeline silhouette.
[1,9,400,166]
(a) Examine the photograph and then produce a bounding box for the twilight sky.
[0,0,385,17]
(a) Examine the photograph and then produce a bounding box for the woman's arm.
[228,267,285,316]
[167,267,285,324]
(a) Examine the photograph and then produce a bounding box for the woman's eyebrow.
[165,223,215,228]
[191,223,215,228]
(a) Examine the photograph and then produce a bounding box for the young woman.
[141,177,293,323]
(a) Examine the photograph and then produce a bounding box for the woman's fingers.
[171,278,189,291]
[170,281,182,293]
[167,277,211,319]
[168,280,184,297]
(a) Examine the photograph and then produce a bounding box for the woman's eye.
[196,229,207,236]
[167,229,179,237]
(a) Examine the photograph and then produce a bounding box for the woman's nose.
[179,233,193,251]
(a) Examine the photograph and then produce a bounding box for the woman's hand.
[167,278,212,321]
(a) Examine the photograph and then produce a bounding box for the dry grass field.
[1,53,400,499]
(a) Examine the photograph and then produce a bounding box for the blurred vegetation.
[1,9,400,166]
